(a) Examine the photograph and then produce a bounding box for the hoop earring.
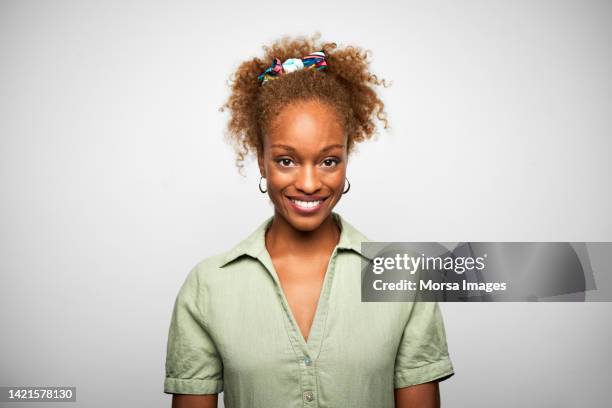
[343,177,351,194]
[258,176,267,193]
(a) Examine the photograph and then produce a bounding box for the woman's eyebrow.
[270,144,345,153]
[319,144,345,153]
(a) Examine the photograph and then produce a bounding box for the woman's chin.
[282,210,332,232]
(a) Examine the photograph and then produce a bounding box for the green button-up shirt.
[164,212,454,407]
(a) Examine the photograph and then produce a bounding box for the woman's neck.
[265,212,341,259]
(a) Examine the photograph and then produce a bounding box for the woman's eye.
[277,158,294,167]
[322,158,339,167]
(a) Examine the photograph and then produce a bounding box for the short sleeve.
[164,266,224,394]
[394,301,455,389]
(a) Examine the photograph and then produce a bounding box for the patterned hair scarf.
[257,51,328,85]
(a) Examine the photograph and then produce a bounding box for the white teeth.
[290,198,322,209]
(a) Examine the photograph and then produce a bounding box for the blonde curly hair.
[219,32,390,175]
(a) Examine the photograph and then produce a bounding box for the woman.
[164,34,454,408]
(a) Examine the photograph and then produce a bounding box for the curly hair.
[219,32,390,175]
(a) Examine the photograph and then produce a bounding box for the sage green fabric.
[164,211,454,407]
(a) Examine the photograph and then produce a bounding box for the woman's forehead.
[264,125,346,153]
[265,101,345,146]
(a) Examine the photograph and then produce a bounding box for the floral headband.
[257,51,328,85]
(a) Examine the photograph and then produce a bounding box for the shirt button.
[303,391,314,402]
[304,356,312,366]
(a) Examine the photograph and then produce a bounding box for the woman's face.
[258,99,348,232]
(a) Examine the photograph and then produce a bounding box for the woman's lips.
[286,196,328,214]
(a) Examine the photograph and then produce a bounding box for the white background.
[1,0,611,406]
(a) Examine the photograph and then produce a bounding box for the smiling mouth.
[287,196,329,211]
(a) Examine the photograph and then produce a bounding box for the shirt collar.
[219,211,372,268]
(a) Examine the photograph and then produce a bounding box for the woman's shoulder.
[190,251,232,275]
[186,216,274,281]
[178,250,248,296]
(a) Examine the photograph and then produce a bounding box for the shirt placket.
[257,247,339,407]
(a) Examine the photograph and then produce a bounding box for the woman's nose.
[295,165,321,193]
